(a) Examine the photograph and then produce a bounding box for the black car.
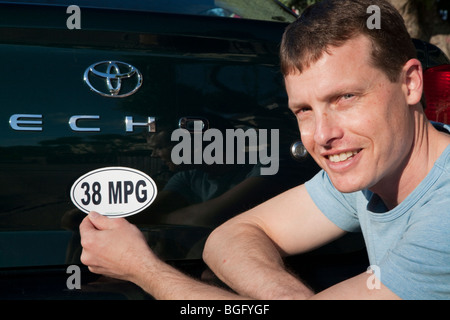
[0,0,449,299]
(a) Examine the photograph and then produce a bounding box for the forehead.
[285,35,381,102]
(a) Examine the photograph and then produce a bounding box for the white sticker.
[70,167,158,218]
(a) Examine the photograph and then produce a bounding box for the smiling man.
[285,33,425,205]
[79,0,450,299]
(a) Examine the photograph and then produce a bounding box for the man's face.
[285,35,415,193]
[147,131,177,171]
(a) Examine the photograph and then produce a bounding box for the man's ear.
[402,58,423,106]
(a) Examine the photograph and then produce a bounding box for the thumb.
[87,211,118,230]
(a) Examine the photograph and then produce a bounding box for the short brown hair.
[280,0,417,82]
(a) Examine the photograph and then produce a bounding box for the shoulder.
[305,170,362,232]
[410,197,450,237]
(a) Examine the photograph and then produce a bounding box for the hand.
[79,211,154,282]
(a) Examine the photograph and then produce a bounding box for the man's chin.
[329,176,367,194]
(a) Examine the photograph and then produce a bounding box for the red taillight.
[423,64,450,124]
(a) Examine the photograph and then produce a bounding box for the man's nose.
[313,112,343,146]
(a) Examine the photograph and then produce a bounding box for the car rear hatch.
[0,1,325,298]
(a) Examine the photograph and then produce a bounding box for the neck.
[371,109,449,210]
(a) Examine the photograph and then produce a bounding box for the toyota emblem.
[83,61,143,98]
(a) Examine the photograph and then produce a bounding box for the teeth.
[329,150,358,163]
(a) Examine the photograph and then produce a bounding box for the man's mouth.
[327,150,360,163]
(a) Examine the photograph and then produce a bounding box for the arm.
[80,185,400,299]
[79,184,332,299]
[203,184,345,299]
[80,211,245,299]
[310,273,400,300]
[80,184,336,299]
[203,184,400,299]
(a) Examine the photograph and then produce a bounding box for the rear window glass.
[0,0,296,23]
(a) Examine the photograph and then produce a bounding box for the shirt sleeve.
[378,203,450,300]
[305,170,361,232]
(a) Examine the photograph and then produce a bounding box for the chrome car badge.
[83,61,143,98]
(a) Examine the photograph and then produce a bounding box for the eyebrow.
[288,101,309,112]
[289,82,369,111]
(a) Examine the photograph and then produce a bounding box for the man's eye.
[298,107,312,114]
[342,93,355,100]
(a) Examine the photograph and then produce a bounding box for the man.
[79,0,450,299]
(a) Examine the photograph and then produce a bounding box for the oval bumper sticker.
[70,167,158,218]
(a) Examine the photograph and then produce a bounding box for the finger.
[80,247,93,266]
[79,214,96,234]
[79,217,98,252]
[86,211,121,231]
[80,251,101,273]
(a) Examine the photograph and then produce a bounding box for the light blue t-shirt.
[305,141,450,300]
